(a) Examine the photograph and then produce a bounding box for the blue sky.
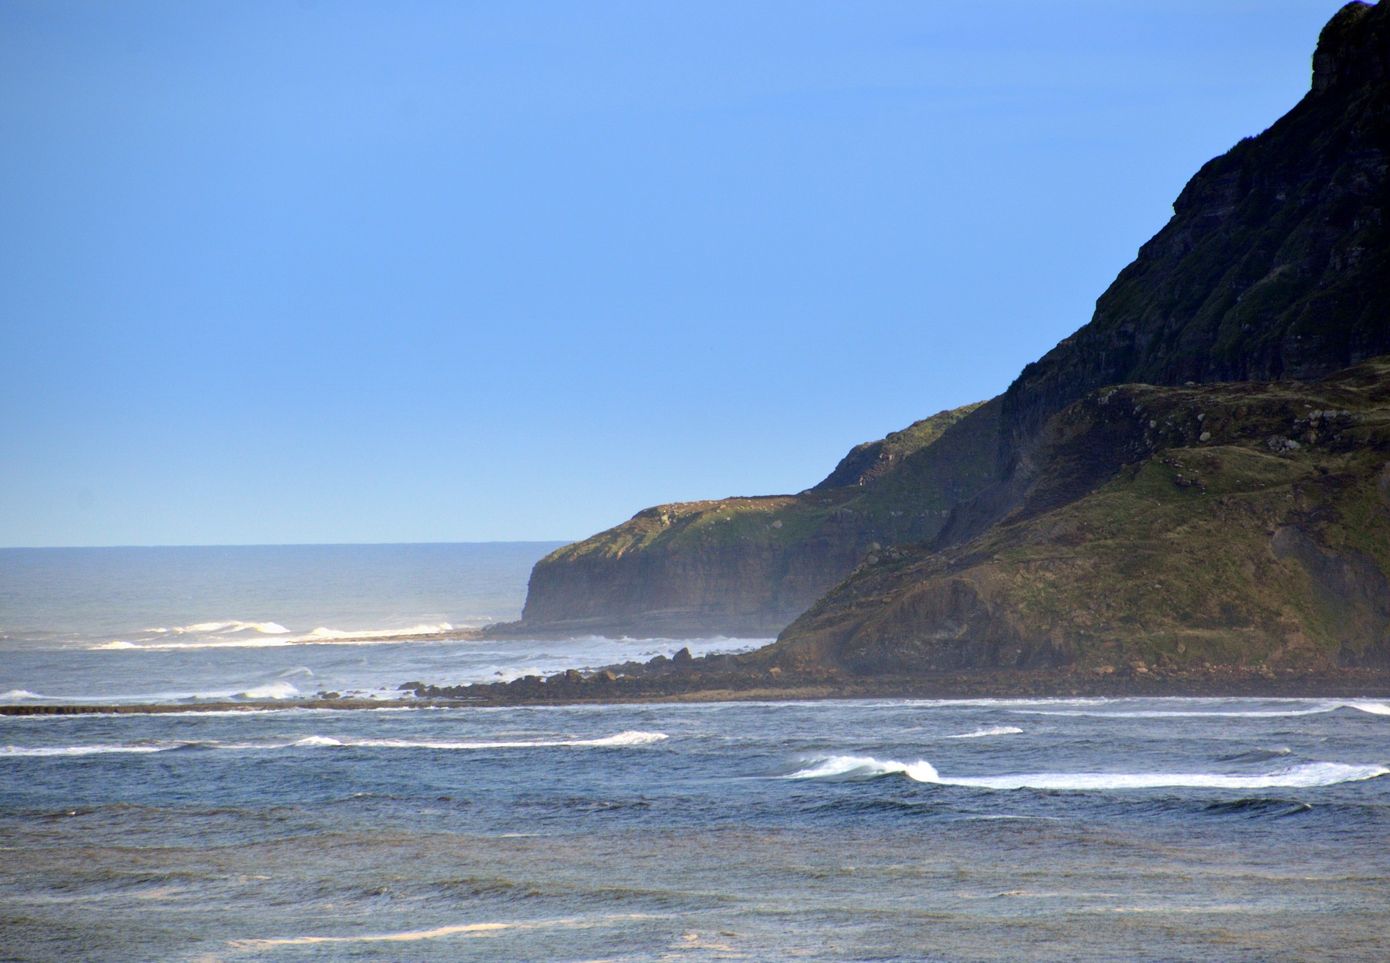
[1,1,1347,546]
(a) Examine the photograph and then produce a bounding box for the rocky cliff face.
[499,402,988,638]
[503,2,1390,661]
[912,0,1390,553]
[1000,0,1388,452]
[770,359,1390,676]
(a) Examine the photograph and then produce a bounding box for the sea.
[2,544,1388,961]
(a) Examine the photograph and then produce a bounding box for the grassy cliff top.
[539,400,987,564]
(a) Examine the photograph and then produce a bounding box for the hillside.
[494,2,1390,668]
[769,359,1390,678]
[495,402,989,637]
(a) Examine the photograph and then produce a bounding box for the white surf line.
[785,755,1390,790]
[1012,700,1390,718]
[947,726,1023,739]
[273,730,668,750]
[226,914,654,950]
[0,731,669,757]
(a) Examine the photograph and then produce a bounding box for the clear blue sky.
[1,0,1347,546]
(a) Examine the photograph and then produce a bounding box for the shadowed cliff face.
[1000,0,1389,452]
[912,0,1390,553]
[507,3,1390,655]
[505,402,992,638]
[769,358,1390,676]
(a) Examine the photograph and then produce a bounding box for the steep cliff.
[770,359,1390,676]
[997,0,1389,462]
[500,402,989,637]
[764,1,1390,674]
[504,2,1390,656]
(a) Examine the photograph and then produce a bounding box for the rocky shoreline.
[9,660,1389,716]
[406,652,1390,705]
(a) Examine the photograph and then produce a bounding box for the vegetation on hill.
[500,2,1390,682]
[771,359,1390,676]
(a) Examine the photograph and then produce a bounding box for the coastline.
[7,668,1390,715]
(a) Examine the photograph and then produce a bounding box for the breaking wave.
[786,754,1389,791]
[146,621,291,636]
[227,914,655,950]
[0,689,42,702]
[948,726,1024,739]
[0,731,668,758]
[274,730,669,751]
[0,743,179,757]
[233,681,300,700]
[298,623,454,641]
[1014,700,1390,719]
[89,621,456,651]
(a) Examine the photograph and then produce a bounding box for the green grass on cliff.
[774,359,1390,674]
[540,400,987,566]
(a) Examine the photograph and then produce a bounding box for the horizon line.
[0,538,574,551]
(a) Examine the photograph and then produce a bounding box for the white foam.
[157,620,291,635]
[787,755,937,781]
[0,730,671,756]
[0,689,43,702]
[948,726,1024,739]
[299,622,453,641]
[88,621,458,651]
[1015,700,1390,719]
[787,754,1390,791]
[234,681,300,700]
[277,729,668,751]
[1016,704,1316,719]
[0,743,178,757]
[227,914,654,949]
[91,638,290,651]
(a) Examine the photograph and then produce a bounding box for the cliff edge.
[492,3,1390,672]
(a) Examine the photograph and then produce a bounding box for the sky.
[0,0,1351,547]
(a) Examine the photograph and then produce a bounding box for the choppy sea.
[2,545,1388,960]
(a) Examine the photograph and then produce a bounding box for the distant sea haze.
[0,542,767,704]
[0,542,558,650]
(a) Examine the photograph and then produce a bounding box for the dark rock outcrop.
[999,0,1389,450]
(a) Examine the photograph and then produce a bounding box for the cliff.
[762,1,1390,674]
[770,358,1390,677]
[499,2,1390,662]
[499,402,990,637]
[1010,1,1387,430]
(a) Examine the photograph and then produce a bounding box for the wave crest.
[234,681,300,700]
[1016,700,1390,719]
[948,726,1023,739]
[0,731,668,759]
[0,689,43,702]
[88,621,458,651]
[786,754,1389,791]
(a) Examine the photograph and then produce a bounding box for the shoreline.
[6,669,1390,716]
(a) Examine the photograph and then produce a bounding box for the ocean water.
[0,544,756,704]
[3,547,1390,960]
